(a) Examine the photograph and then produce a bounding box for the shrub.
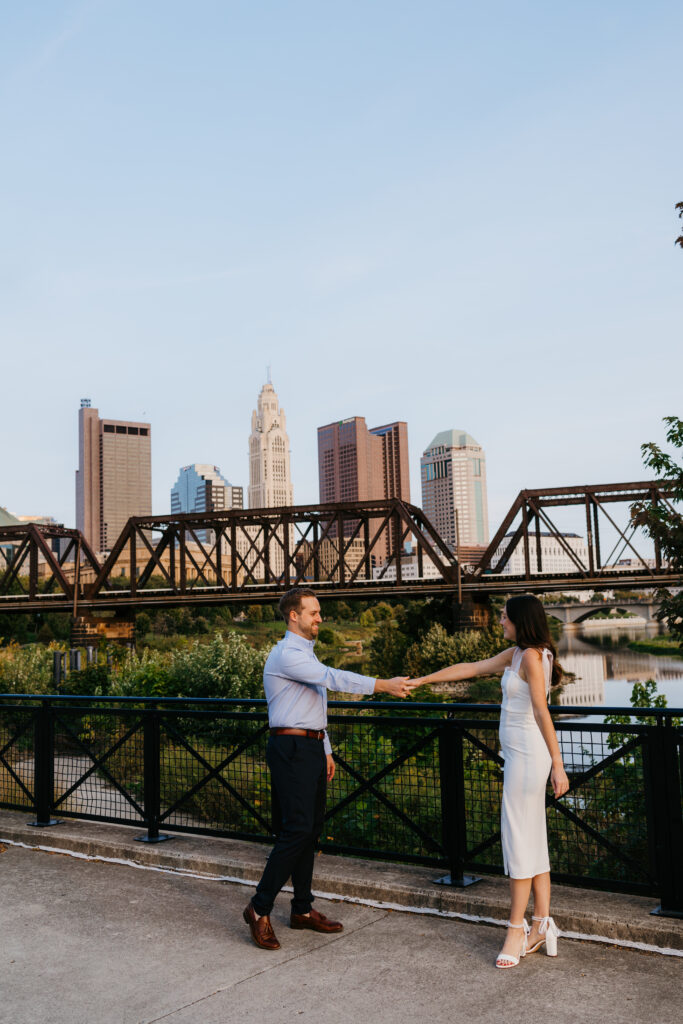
[373,602,393,621]
[405,623,506,678]
[0,642,56,693]
[317,627,336,646]
[107,631,267,700]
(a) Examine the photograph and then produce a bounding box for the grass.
[627,634,683,657]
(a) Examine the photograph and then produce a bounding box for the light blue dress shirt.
[263,630,377,755]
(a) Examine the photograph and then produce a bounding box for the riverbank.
[627,634,683,657]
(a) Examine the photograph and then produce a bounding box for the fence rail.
[1,695,681,917]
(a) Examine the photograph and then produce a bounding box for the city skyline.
[2,4,681,537]
[0,380,667,559]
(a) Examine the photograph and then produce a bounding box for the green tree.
[631,416,683,648]
[369,621,409,678]
[359,609,375,627]
[246,604,263,623]
[136,612,152,637]
[604,679,679,749]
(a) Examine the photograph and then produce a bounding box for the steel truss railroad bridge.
[0,482,679,630]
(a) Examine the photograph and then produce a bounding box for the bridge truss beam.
[0,484,680,614]
[474,480,677,582]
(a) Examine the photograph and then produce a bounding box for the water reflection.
[556,624,683,709]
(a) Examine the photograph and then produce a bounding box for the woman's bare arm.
[415,646,516,686]
[521,649,570,799]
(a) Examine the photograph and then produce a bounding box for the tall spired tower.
[248,376,294,509]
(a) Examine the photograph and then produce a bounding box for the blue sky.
[1,0,681,537]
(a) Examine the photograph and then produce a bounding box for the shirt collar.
[284,629,315,651]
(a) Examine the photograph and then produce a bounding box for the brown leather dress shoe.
[290,907,343,933]
[243,903,281,950]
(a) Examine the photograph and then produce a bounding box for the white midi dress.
[499,646,553,879]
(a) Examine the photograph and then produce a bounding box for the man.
[243,587,417,950]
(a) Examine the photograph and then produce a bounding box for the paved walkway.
[1,840,681,1024]
[1,810,681,954]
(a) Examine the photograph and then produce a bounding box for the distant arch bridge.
[543,599,661,626]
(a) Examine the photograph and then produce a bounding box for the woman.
[416,594,570,968]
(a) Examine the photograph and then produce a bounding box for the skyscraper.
[420,429,489,549]
[317,417,410,561]
[317,418,410,505]
[171,464,243,544]
[248,377,294,509]
[370,421,411,507]
[75,399,152,552]
[171,464,243,517]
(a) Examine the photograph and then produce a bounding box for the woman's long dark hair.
[505,594,561,688]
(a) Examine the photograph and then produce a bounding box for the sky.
[1,0,682,541]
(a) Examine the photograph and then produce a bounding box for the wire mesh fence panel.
[52,709,145,824]
[461,725,504,871]
[0,707,35,810]
[548,724,651,888]
[158,712,273,838]
[324,716,444,862]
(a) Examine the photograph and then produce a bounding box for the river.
[557,622,683,711]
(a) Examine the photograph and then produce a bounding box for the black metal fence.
[1,695,682,917]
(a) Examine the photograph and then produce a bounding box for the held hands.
[551,762,570,799]
[375,676,421,699]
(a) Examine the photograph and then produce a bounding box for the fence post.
[644,718,683,918]
[135,706,172,844]
[434,717,480,887]
[28,699,59,827]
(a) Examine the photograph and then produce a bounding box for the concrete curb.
[1,809,681,956]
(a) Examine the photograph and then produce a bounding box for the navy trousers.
[251,734,327,916]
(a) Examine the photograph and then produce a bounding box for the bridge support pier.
[452,596,492,632]
[70,613,137,648]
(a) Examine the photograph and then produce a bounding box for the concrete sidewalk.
[1,810,682,956]
[1,838,681,1024]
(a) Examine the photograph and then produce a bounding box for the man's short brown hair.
[278,587,317,623]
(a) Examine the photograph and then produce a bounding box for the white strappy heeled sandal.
[495,920,530,968]
[527,915,559,956]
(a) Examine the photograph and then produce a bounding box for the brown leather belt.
[270,727,325,741]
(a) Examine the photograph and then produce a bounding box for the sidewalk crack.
[140,913,389,1024]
